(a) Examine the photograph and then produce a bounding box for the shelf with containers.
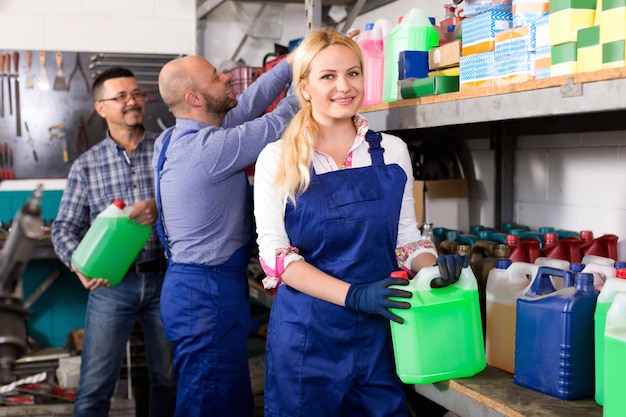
[357,68,626,417]
[360,67,626,227]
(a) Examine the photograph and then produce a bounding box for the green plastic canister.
[594,268,626,405]
[382,8,439,103]
[71,199,151,285]
[604,292,626,416]
[389,266,485,384]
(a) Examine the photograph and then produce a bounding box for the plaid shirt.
[51,130,163,268]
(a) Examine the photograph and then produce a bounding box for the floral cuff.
[260,246,300,290]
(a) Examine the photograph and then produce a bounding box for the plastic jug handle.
[526,266,574,297]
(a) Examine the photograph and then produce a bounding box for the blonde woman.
[254,27,467,416]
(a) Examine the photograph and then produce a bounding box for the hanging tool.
[0,144,4,179]
[7,148,14,179]
[0,54,4,117]
[53,51,67,91]
[73,117,88,155]
[24,122,38,162]
[13,52,21,137]
[37,51,50,91]
[5,54,12,116]
[48,123,67,162]
[67,53,90,93]
[25,51,34,89]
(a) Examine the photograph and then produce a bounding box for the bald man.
[152,54,298,417]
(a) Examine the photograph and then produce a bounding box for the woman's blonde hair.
[274,27,363,203]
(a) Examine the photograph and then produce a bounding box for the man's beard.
[201,91,238,115]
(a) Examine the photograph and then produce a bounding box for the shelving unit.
[357,68,626,417]
[360,67,626,228]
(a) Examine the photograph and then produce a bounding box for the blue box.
[398,50,429,80]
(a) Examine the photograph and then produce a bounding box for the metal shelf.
[360,67,626,132]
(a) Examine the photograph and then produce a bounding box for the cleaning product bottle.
[383,8,439,103]
[389,265,485,384]
[515,270,597,400]
[359,18,392,106]
[71,199,151,285]
[594,268,626,406]
[603,292,626,415]
[485,260,539,373]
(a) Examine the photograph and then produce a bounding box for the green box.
[550,0,597,13]
[602,39,625,63]
[400,76,460,99]
[552,42,578,64]
[577,25,600,47]
[603,0,626,10]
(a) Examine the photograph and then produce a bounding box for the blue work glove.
[431,254,470,287]
[344,277,412,324]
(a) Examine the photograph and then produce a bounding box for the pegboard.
[0,50,178,180]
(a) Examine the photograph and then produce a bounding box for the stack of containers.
[599,0,626,69]
[549,0,597,76]
[494,0,551,83]
[382,8,439,103]
[459,1,513,89]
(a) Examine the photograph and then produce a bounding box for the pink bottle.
[358,18,392,106]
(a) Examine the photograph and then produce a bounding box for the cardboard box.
[429,40,462,70]
[413,179,470,231]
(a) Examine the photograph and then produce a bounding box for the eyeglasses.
[98,90,146,103]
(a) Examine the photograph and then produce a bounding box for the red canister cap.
[391,271,409,280]
[112,199,126,209]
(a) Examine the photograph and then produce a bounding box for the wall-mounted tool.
[53,51,67,91]
[67,53,90,93]
[0,54,4,117]
[13,52,21,137]
[73,117,88,156]
[5,54,12,115]
[38,51,50,91]
[25,51,34,89]
[23,122,38,162]
[48,123,67,163]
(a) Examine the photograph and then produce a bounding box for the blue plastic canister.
[514,269,598,400]
[389,266,485,384]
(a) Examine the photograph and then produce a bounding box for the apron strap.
[365,129,385,166]
[155,129,197,259]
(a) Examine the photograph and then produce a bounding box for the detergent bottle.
[382,8,439,102]
[389,265,485,384]
[515,269,597,400]
[604,292,626,416]
[359,18,392,106]
[594,268,626,405]
[71,199,151,285]
[485,260,539,373]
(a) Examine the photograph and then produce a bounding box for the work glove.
[431,254,470,287]
[344,277,412,324]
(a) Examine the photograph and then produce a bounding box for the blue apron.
[264,131,409,417]
[155,129,253,417]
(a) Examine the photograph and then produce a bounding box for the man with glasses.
[52,67,177,417]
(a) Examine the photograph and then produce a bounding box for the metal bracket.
[561,77,583,98]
